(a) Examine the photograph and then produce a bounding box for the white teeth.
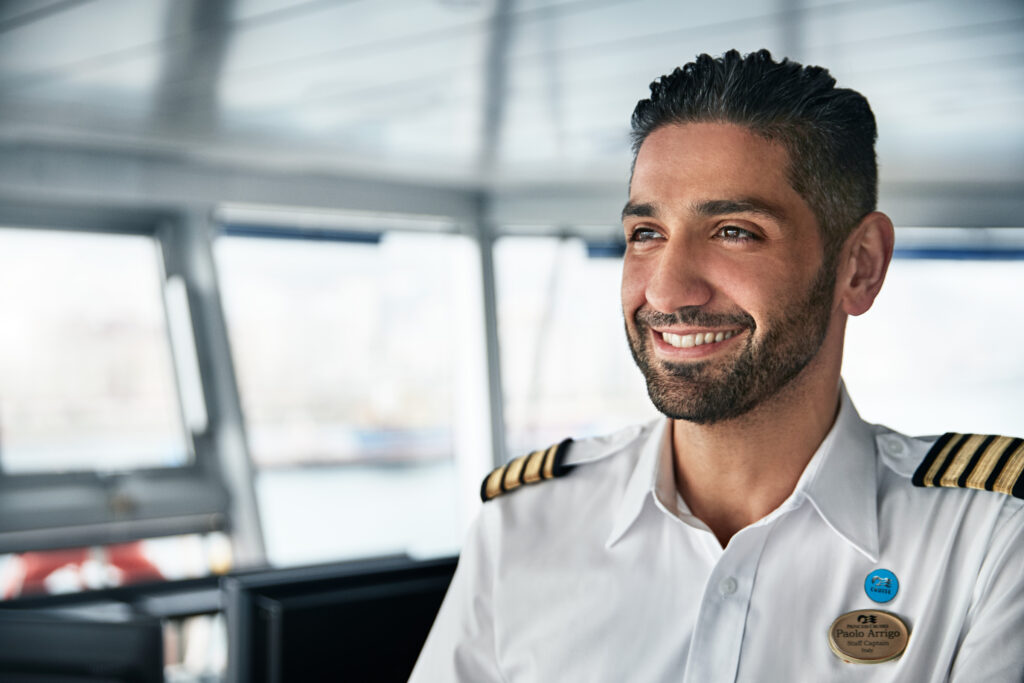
[661,329,739,349]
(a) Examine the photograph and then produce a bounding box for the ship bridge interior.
[0,1,1022,681]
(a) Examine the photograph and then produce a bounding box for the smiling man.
[410,50,1024,682]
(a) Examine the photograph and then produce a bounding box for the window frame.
[0,204,235,555]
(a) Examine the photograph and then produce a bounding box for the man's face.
[621,122,838,424]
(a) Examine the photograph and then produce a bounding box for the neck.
[671,358,842,548]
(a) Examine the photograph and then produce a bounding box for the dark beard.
[626,264,836,424]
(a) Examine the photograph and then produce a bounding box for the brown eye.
[717,225,757,242]
[629,227,662,243]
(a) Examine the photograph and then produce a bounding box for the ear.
[837,211,895,316]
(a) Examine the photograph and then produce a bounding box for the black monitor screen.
[225,555,457,683]
[0,608,163,682]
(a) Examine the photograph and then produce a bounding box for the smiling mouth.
[659,329,741,349]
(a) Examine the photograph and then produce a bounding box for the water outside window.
[215,230,482,565]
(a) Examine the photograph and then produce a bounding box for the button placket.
[682,524,771,683]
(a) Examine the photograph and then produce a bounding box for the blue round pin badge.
[865,569,899,603]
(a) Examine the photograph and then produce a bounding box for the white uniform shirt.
[410,389,1024,682]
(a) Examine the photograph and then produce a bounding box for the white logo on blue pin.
[865,569,899,603]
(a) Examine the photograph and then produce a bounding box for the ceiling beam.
[0,141,480,221]
[478,0,513,174]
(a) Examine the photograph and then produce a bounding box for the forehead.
[630,122,804,211]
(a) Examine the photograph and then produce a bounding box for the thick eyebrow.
[621,201,659,221]
[621,197,787,223]
[693,198,787,222]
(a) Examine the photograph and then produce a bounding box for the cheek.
[711,258,794,309]
[620,257,647,316]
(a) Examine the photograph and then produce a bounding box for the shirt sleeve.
[948,502,1024,682]
[408,508,504,683]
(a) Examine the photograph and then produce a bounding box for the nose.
[643,239,713,314]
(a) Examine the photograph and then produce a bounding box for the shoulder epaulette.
[480,439,574,502]
[913,432,1024,499]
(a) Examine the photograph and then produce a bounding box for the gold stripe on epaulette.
[939,433,988,488]
[541,442,560,479]
[993,440,1024,496]
[522,448,547,484]
[483,466,505,501]
[921,433,962,488]
[503,454,528,492]
[914,432,1024,499]
[964,435,1016,489]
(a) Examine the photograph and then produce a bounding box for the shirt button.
[882,435,906,456]
[719,577,738,596]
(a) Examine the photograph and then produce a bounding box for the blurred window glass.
[845,228,1024,436]
[0,227,190,474]
[214,230,479,565]
[493,235,658,459]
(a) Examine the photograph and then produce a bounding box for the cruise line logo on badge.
[864,569,899,603]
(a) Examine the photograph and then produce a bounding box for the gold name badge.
[828,609,910,664]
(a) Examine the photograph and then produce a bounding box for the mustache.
[635,305,755,330]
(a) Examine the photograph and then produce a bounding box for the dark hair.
[631,49,877,263]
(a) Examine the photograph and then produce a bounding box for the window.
[493,235,658,459]
[845,227,1024,436]
[0,221,230,562]
[215,226,485,565]
[0,228,189,474]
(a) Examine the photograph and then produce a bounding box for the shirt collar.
[604,384,880,561]
[799,385,880,562]
[605,418,668,548]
